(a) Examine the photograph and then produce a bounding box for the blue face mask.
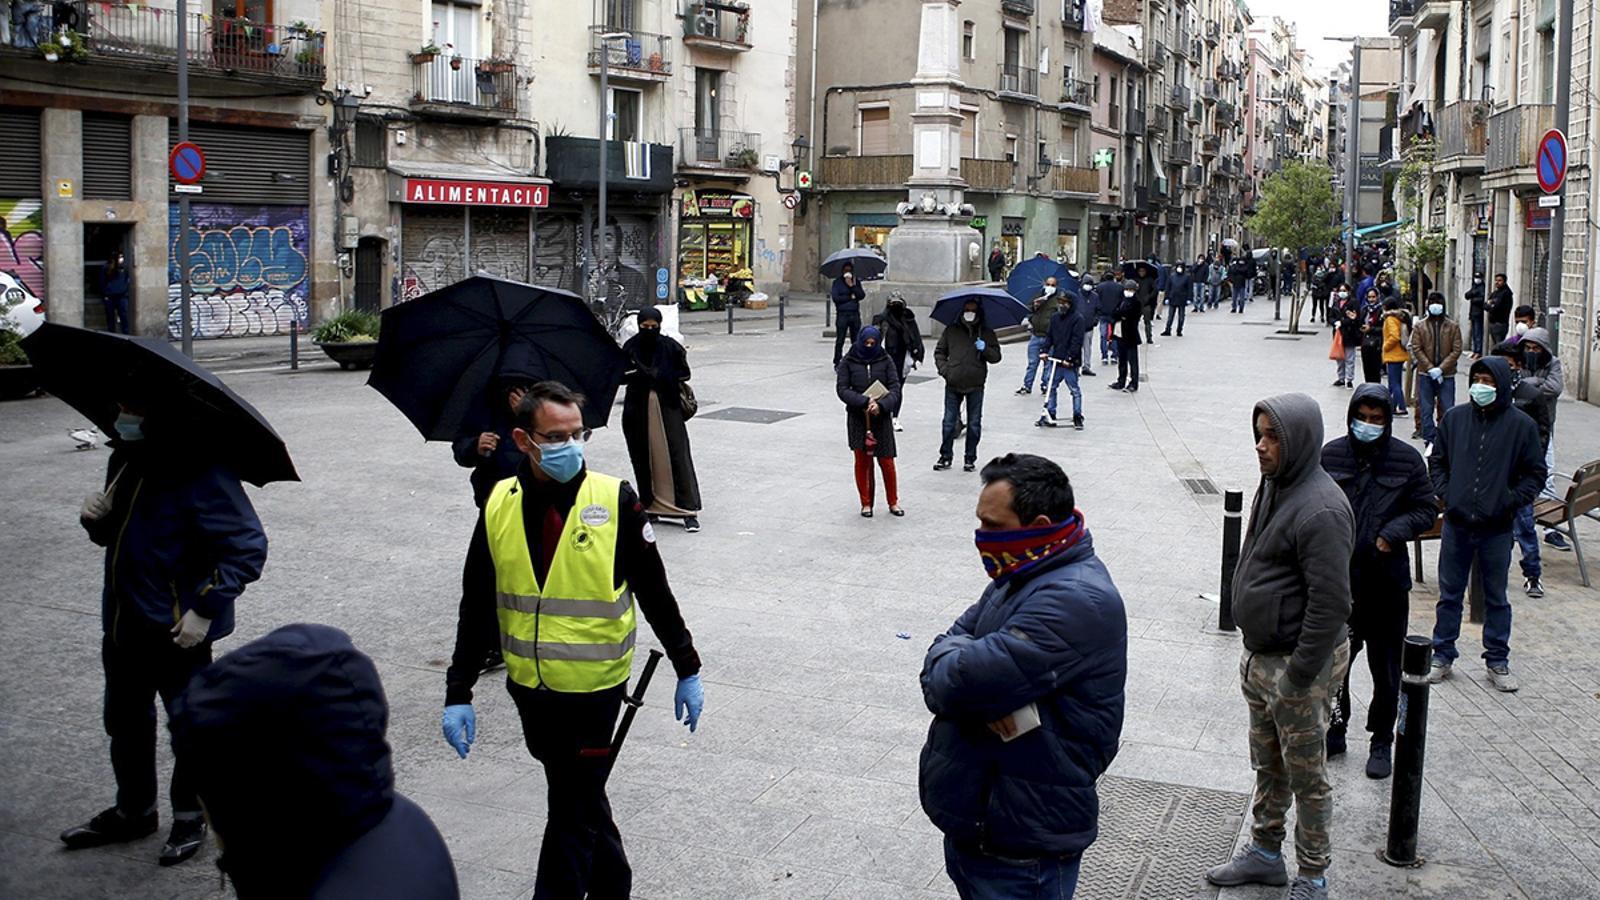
[114,412,145,442]
[1469,383,1498,407]
[1350,420,1384,443]
[534,439,584,483]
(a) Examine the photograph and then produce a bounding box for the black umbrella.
[368,276,627,439]
[819,247,888,281]
[19,322,298,486]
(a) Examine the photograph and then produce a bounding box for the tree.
[1394,136,1448,306]
[1245,161,1341,332]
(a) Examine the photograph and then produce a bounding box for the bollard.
[1381,635,1433,867]
[779,292,786,331]
[290,322,299,371]
[825,294,832,328]
[1218,489,1243,631]
[727,300,734,335]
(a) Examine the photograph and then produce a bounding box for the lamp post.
[596,30,629,321]
[1325,36,1361,282]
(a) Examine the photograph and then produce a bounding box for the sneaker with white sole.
[1205,846,1288,887]
[1487,664,1519,692]
[1287,875,1329,900]
[1524,577,1544,598]
[1427,660,1452,684]
[1544,531,1571,551]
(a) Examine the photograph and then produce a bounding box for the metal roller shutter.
[82,114,133,200]
[167,121,311,204]
[0,108,43,197]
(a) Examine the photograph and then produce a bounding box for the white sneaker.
[1487,665,1519,692]
[1426,660,1452,684]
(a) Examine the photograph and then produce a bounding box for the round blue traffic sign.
[655,284,669,300]
[170,142,206,184]
[1536,129,1566,194]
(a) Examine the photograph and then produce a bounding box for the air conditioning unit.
[695,11,718,35]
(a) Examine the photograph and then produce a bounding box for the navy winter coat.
[1165,269,1193,306]
[1428,356,1546,530]
[1093,280,1123,324]
[1045,304,1089,365]
[84,443,267,643]
[831,277,865,318]
[170,624,459,900]
[919,536,1127,858]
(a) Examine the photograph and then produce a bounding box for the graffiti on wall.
[167,204,310,338]
[532,212,657,309]
[0,200,46,305]
[401,208,465,302]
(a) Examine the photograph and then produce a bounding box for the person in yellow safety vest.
[439,380,704,900]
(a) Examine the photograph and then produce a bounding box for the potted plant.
[412,42,441,63]
[288,19,312,36]
[312,309,382,370]
[38,39,62,62]
[0,307,35,401]
[294,47,319,67]
[477,57,514,74]
[727,147,759,169]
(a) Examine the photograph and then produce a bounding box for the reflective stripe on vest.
[484,472,635,692]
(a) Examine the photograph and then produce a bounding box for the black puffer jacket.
[1320,384,1440,587]
[837,338,903,458]
[935,318,1002,394]
[1427,356,1546,529]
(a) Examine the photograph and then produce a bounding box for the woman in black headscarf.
[621,307,703,532]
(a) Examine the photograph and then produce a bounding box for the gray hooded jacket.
[1232,394,1355,688]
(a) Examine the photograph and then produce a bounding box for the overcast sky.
[1243,2,1391,77]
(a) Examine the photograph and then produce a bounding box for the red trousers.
[853,451,898,507]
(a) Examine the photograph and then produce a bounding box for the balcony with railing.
[588,26,671,81]
[545,136,674,192]
[1435,101,1487,169]
[1205,21,1220,43]
[1485,104,1556,181]
[1173,25,1191,55]
[411,54,518,119]
[1191,100,1204,122]
[1172,139,1194,163]
[1216,100,1236,125]
[1126,106,1146,132]
[678,127,763,170]
[1060,77,1093,111]
[1389,0,1417,33]
[1169,83,1193,109]
[1063,0,1086,29]
[1134,185,1151,211]
[682,1,751,51]
[1185,164,1203,186]
[999,63,1039,98]
[1149,106,1171,133]
[1051,165,1099,195]
[1148,40,1167,69]
[961,158,1016,192]
[1201,135,1220,156]
[0,2,326,90]
[817,155,913,189]
[1202,79,1219,102]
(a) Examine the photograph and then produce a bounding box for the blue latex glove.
[1429,367,1443,381]
[974,339,987,352]
[442,704,475,759]
[674,675,704,733]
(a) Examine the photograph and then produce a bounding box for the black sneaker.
[1544,531,1571,551]
[683,516,701,533]
[1107,382,1125,390]
[61,807,158,850]
[1015,386,1032,395]
[1326,728,1347,757]
[159,817,208,867]
[1082,368,1096,376]
[1073,417,1084,431]
[1366,744,1393,779]
[962,462,976,473]
[1036,415,1058,428]
[933,458,952,471]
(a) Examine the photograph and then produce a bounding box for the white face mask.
[1042,285,1056,296]
[1123,291,1135,299]
[962,311,977,323]
[1428,303,1444,317]
[1515,322,1530,335]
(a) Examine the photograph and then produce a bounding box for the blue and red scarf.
[975,512,1087,585]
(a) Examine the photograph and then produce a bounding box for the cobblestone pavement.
[0,297,1595,899]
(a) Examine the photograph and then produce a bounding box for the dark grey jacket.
[935,320,1002,395]
[1231,393,1355,688]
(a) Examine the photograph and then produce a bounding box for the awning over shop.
[387,162,552,208]
[1351,218,1411,238]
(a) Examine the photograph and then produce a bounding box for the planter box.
[0,364,40,400]
[317,341,378,370]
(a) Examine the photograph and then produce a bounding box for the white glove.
[172,610,212,648]
[1429,367,1443,381]
[80,491,112,522]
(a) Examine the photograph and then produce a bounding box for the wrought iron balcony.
[1169,83,1193,109]
[1205,21,1220,43]
[1435,101,1487,166]
[1148,40,1167,69]
[1051,165,1099,195]
[412,53,518,119]
[678,127,762,169]
[1485,104,1556,175]
[961,158,1017,192]
[1063,0,1086,29]
[999,63,1039,97]
[682,1,751,51]
[1389,0,1417,32]
[1126,106,1146,132]
[1060,77,1093,110]
[1001,0,1036,17]
[1149,106,1171,133]
[1172,139,1194,163]
[588,26,671,81]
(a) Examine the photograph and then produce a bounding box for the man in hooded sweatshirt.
[1426,357,1546,692]
[1161,262,1192,337]
[1205,394,1353,900]
[1320,386,1439,779]
[935,299,1002,472]
[168,624,459,899]
[1505,327,1567,591]
[1036,287,1089,430]
[62,395,268,867]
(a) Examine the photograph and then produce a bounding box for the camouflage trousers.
[1239,640,1351,879]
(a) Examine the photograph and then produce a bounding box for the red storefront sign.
[404,178,550,208]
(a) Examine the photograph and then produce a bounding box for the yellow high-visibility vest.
[483,472,635,692]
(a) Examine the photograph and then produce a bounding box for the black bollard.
[1218,489,1242,631]
[1381,635,1433,867]
[779,292,786,331]
[290,322,299,371]
[727,299,734,335]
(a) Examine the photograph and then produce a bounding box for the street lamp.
[1325,36,1360,281]
[595,30,629,317]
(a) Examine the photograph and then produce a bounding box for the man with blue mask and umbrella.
[932,288,1023,472]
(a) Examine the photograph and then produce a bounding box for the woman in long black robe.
[620,307,703,532]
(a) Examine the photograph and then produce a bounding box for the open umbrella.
[819,247,888,281]
[929,287,1031,329]
[19,322,298,486]
[1005,256,1081,303]
[368,276,627,440]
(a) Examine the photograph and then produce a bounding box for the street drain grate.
[904,375,939,385]
[1184,478,1219,495]
[1263,335,1303,341]
[697,406,804,424]
[1076,776,1247,900]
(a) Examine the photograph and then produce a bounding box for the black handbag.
[679,382,698,419]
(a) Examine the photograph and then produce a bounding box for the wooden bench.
[1412,506,1445,585]
[1533,460,1600,588]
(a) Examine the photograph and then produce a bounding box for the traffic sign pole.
[1546,0,1573,354]
[177,0,192,356]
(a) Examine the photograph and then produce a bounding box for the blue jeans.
[103,295,131,334]
[1231,284,1248,312]
[1469,316,1484,355]
[1414,374,1454,443]
[1512,505,1541,579]
[1386,361,1408,413]
[1022,335,1049,391]
[1045,361,1082,420]
[1433,521,1514,666]
[940,387,984,464]
[944,838,1081,900]
[1098,323,1116,361]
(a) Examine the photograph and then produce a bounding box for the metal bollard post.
[779,292,786,331]
[290,322,299,371]
[1381,635,1434,868]
[825,294,832,328]
[1218,489,1242,631]
[727,300,734,335]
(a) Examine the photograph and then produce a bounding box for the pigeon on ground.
[69,428,102,451]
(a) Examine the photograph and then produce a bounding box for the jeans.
[1335,346,1358,383]
[833,310,861,366]
[1081,331,1095,370]
[1162,302,1186,335]
[1433,521,1515,666]
[944,838,1082,900]
[1469,315,1484,355]
[1414,374,1454,444]
[1512,504,1541,579]
[940,387,984,464]
[1021,335,1049,390]
[1098,323,1116,361]
[102,295,131,334]
[1116,342,1140,390]
[1231,284,1248,312]
[103,631,213,817]
[1386,361,1408,413]
[1045,361,1082,420]
[509,683,632,900]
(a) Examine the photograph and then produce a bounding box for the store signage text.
[404,178,550,208]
